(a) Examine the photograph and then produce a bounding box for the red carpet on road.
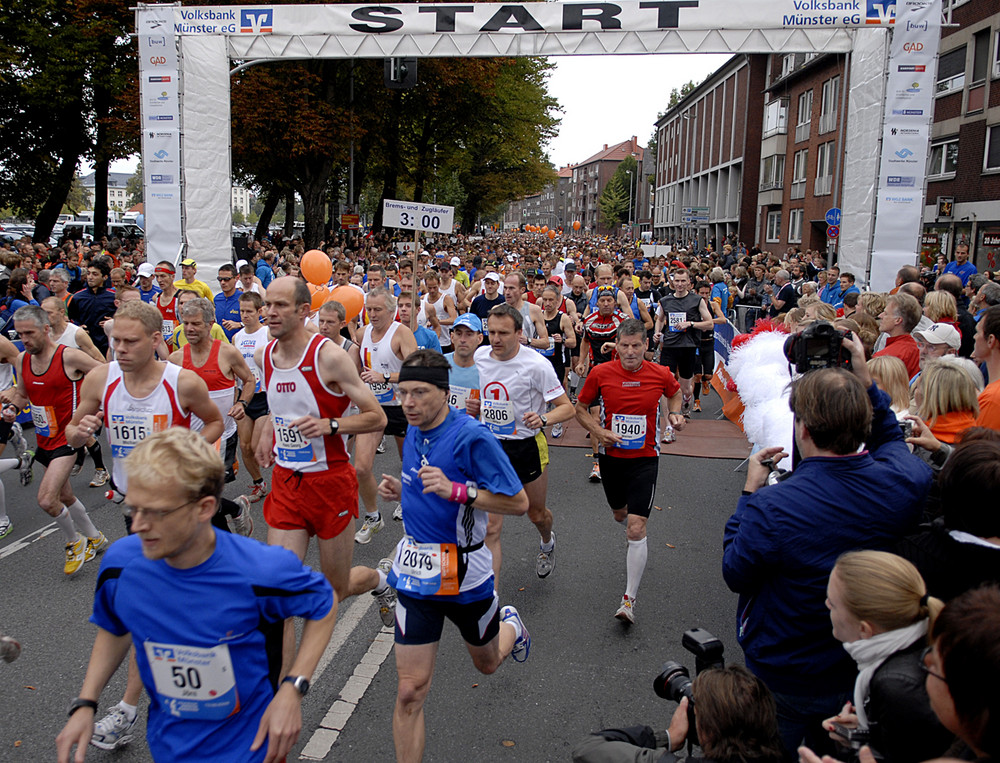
[545,415,750,460]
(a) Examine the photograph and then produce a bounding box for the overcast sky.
[544,53,733,168]
[107,52,735,176]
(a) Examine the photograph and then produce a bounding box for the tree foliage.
[667,80,698,109]
[0,0,137,242]
[126,163,143,208]
[599,155,639,231]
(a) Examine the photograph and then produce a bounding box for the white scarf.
[842,619,928,729]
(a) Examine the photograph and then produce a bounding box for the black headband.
[398,365,450,391]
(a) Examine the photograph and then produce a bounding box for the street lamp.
[625,169,634,235]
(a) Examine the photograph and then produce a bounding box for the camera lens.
[653,661,693,703]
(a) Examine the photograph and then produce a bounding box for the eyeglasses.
[124,499,196,522]
[217,277,234,283]
[919,646,947,683]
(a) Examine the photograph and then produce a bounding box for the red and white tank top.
[103,361,189,492]
[263,333,349,472]
[183,340,237,441]
[22,345,79,451]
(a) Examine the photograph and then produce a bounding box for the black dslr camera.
[783,321,853,374]
[653,629,725,748]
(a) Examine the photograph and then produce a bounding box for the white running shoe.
[661,427,675,444]
[371,557,397,628]
[615,595,636,624]
[90,704,138,750]
[551,422,563,438]
[392,503,403,521]
[228,496,254,537]
[355,514,384,544]
[500,606,531,662]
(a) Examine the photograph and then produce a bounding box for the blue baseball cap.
[452,313,483,332]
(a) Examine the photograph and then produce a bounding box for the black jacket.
[895,518,1000,602]
[865,640,954,763]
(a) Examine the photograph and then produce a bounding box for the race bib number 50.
[144,641,238,720]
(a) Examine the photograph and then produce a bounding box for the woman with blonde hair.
[822,551,953,763]
[867,355,911,417]
[914,356,983,443]
[924,290,958,326]
[858,292,887,319]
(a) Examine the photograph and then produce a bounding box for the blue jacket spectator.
[723,338,932,754]
[828,273,861,309]
[256,254,275,289]
[67,261,117,354]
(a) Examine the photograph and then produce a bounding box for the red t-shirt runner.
[577,359,680,458]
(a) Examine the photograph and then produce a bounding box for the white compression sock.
[0,457,19,474]
[66,499,99,538]
[54,508,78,543]
[625,537,648,600]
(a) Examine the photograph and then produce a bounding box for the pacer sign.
[171,0,897,36]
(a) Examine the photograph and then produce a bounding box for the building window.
[795,90,813,143]
[937,46,966,95]
[987,125,1000,171]
[781,54,796,78]
[994,30,1000,78]
[819,76,839,134]
[791,149,808,200]
[788,209,804,244]
[766,211,782,243]
[815,141,835,195]
[763,99,789,138]
[928,138,959,177]
[760,154,785,191]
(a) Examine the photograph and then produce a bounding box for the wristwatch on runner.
[282,675,310,696]
[466,485,479,505]
[383,372,391,383]
[328,418,340,436]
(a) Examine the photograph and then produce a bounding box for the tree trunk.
[33,142,83,244]
[300,167,332,250]
[373,90,403,232]
[255,188,280,240]
[283,189,295,237]
[93,157,110,242]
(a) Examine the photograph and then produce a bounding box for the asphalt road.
[0,400,746,762]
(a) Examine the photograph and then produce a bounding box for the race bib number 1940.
[611,413,646,450]
[144,641,238,720]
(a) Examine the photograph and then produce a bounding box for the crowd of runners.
[0,228,997,762]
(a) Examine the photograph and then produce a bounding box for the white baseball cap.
[915,323,961,349]
[137,263,155,277]
[450,256,461,266]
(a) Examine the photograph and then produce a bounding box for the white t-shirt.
[232,325,268,393]
[473,345,564,440]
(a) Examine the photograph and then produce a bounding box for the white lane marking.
[300,625,394,760]
[0,522,58,561]
[312,594,373,684]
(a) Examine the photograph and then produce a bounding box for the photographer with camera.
[573,663,784,763]
[723,329,933,758]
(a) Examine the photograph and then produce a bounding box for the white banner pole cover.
[170,1,900,36]
[868,0,940,291]
[137,6,183,263]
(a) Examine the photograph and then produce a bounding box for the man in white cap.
[450,255,470,288]
[135,263,161,304]
[914,322,961,376]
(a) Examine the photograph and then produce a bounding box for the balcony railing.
[759,180,784,192]
[790,180,806,200]
[795,122,810,143]
[814,175,833,196]
[818,112,837,135]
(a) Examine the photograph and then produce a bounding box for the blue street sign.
[825,208,842,226]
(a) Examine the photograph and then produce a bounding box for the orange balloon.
[301,249,332,286]
[572,220,581,231]
[328,285,364,321]
[547,229,556,239]
[541,226,548,233]
[309,284,329,311]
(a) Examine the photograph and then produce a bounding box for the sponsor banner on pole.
[869,0,940,290]
[170,1,899,38]
[138,6,184,263]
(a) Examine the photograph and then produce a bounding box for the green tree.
[0,0,137,242]
[599,176,629,231]
[667,80,697,109]
[126,163,143,208]
[232,208,246,226]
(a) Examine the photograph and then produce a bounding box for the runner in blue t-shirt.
[376,350,531,762]
[445,313,483,413]
[57,428,335,763]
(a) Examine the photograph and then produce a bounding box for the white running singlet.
[360,322,403,407]
[102,361,190,493]
[232,325,268,394]
[53,323,81,351]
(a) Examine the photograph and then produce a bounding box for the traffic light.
[384,58,417,89]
